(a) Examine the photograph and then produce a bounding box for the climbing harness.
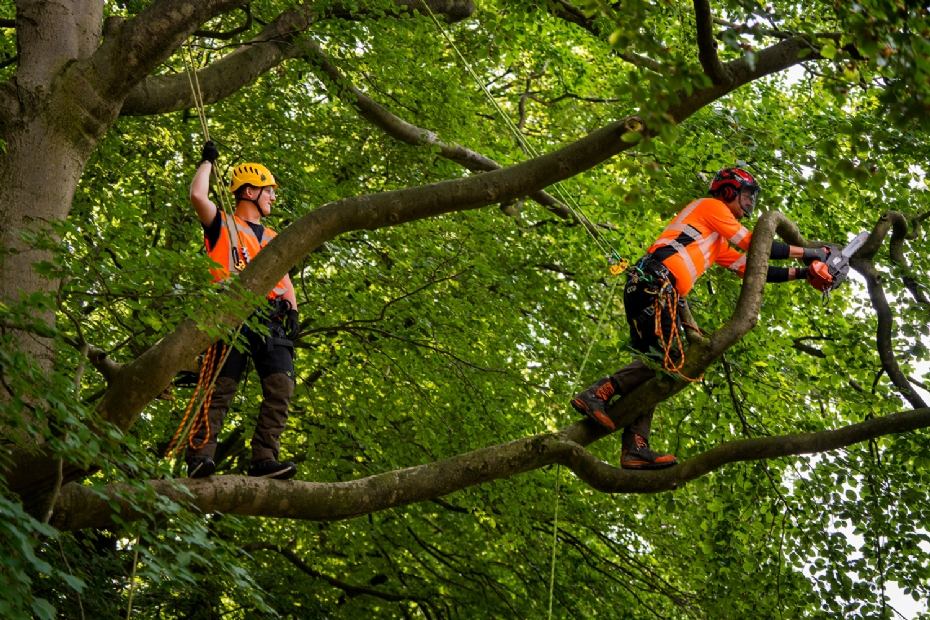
[627,256,704,383]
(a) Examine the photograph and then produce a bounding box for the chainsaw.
[806,231,869,302]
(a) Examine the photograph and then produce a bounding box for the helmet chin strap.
[245,187,266,218]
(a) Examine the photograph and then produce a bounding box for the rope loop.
[653,286,703,383]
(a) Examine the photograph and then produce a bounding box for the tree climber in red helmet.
[572,168,830,470]
[186,141,301,480]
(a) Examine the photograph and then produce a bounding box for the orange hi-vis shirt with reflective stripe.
[206,213,289,300]
[647,197,753,297]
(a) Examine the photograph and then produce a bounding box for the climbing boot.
[248,460,297,480]
[571,378,617,431]
[621,433,677,470]
[187,456,216,479]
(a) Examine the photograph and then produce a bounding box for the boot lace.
[594,381,615,401]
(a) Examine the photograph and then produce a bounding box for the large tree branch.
[119,4,306,115]
[119,0,475,115]
[91,0,248,97]
[303,40,576,220]
[48,406,930,531]
[666,35,817,122]
[851,211,926,409]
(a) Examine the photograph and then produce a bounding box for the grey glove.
[801,246,829,266]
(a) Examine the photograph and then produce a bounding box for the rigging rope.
[182,43,249,271]
[419,2,627,269]
[166,42,245,459]
[415,9,635,616]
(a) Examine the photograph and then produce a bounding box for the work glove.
[801,246,829,266]
[200,140,219,166]
[285,309,300,341]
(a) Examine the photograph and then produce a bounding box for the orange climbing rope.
[652,285,704,383]
[165,342,227,458]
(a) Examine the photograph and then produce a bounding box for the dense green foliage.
[1,0,929,618]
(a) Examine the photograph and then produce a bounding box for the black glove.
[200,141,218,166]
[801,246,829,266]
[285,309,300,341]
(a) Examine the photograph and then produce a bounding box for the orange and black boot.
[571,378,617,431]
[621,433,677,470]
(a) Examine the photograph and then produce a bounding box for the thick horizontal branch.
[303,39,576,220]
[49,406,930,530]
[120,5,306,115]
[567,407,930,493]
[92,0,247,98]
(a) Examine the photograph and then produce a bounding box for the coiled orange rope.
[654,285,703,383]
[165,342,228,458]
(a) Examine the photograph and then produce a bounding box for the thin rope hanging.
[166,42,246,459]
[419,1,627,270]
[415,10,634,615]
[182,43,249,271]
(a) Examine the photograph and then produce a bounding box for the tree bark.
[48,406,930,531]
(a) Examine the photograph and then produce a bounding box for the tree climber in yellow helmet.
[187,141,300,480]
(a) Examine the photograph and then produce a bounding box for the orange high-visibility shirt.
[647,197,752,296]
[205,213,289,300]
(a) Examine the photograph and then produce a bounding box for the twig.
[43,341,89,524]
[193,5,253,40]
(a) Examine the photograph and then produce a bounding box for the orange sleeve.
[702,199,753,251]
[715,244,748,278]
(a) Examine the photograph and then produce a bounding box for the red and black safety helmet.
[709,168,761,216]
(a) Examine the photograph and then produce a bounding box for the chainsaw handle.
[806,260,833,293]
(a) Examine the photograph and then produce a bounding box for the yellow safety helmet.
[229,163,277,193]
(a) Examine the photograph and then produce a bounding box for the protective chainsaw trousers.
[609,262,684,445]
[186,322,296,465]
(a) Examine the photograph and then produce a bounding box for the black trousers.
[609,268,682,446]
